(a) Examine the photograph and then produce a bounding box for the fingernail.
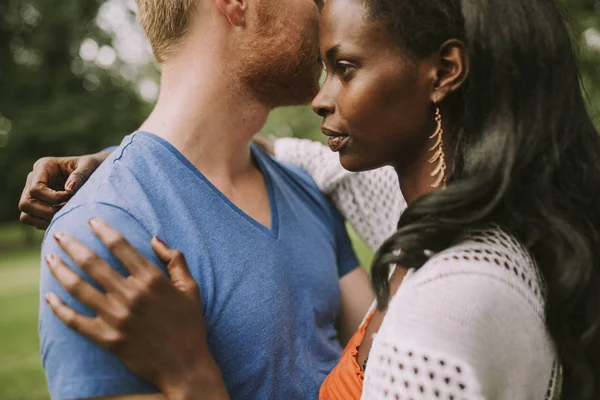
[45,293,57,305]
[65,181,78,193]
[46,253,57,266]
[54,232,67,242]
[88,218,100,228]
[154,236,167,247]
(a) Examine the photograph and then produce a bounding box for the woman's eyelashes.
[322,59,356,81]
[335,61,356,80]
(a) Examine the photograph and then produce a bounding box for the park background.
[0,0,599,398]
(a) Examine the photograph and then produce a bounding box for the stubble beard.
[234,3,322,109]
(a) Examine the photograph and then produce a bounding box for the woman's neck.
[395,118,454,206]
[396,169,435,206]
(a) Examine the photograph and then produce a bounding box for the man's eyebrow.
[325,45,340,62]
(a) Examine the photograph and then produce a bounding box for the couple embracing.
[19,0,600,399]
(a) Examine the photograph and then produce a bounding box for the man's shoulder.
[53,133,172,229]
[262,150,340,219]
[256,145,325,197]
[52,172,148,234]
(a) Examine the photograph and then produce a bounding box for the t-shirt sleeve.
[39,202,165,399]
[330,206,360,278]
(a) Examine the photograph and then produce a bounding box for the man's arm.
[329,200,375,346]
[44,217,231,400]
[338,267,375,345]
[40,203,163,399]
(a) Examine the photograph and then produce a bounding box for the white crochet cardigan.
[274,138,561,400]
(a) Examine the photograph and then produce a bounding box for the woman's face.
[312,0,437,172]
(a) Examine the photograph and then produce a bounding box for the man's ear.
[214,0,247,27]
[430,39,469,102]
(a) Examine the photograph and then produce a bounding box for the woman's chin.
[338,153,386,173]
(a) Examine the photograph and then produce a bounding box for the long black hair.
[365,0,600,398]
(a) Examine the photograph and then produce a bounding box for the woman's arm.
[274,138,405,252]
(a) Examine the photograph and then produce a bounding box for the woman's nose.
[312,87,334,118]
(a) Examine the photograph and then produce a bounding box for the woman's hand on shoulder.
[44,219,229,400]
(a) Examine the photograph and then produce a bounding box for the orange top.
[319,309,376,400]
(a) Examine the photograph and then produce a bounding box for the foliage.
[0,0,598,224]
[563,0,600,123]
[0,0,150,222]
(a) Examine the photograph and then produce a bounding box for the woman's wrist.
[164,358,230,400]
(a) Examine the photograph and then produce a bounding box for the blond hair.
[136,0,196,63]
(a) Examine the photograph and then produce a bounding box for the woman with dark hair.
[40,0,600,398]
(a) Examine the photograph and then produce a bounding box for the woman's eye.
[335,62,355,79]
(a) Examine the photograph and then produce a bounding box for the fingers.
[45,292,120,350]
[29,181,71,205]
[18,159,72,230]
[18,172,64,229]
[19,212,51,230]
[18,197,59,221]
[29,159,71,204]
[88,219,153,277]
[53,231,129,295]
[65,156,97,193]
[65,172,86,193]
[46,253,108,316]
[45,292,96,332]
[151,237,199,297]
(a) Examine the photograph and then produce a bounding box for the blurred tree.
[0,0,598,223]
[0,0,150,222]
[562,0,600,123]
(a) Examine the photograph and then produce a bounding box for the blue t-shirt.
[39,132,359,400]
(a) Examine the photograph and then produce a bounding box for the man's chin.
[277,60,322,106]
[271,79,320,108]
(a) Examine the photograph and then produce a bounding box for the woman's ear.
[431,39,469,102]
[214,0,247,27]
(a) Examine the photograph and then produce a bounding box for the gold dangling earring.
[428,103,447,188]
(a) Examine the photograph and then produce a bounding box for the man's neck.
[140,55,270,183]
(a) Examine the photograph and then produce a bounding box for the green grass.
[0,223,372,400]
[0,223,45,252]
[0,248,49,400]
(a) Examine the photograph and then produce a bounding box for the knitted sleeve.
[274,138,406,252]
[361,229,561,400]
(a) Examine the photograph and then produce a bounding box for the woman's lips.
[322,126,350,152]
[327,135,350,152]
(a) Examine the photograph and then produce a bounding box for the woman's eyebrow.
[325,45,340,63]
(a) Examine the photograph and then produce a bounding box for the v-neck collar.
[136,131,280,239]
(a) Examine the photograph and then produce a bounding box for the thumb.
[64,157,97,194]
[151,237,197,293]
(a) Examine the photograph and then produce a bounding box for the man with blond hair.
[38,0,372,399]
